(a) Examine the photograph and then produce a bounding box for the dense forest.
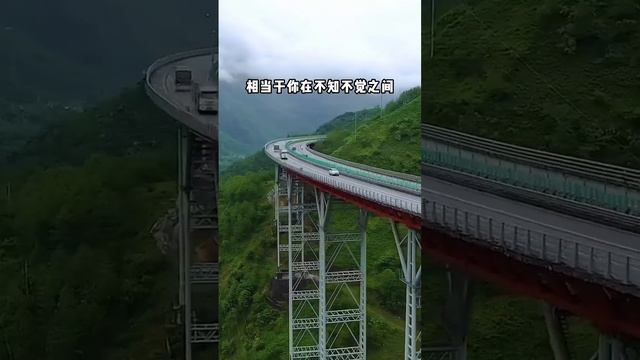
[0,84,178,359]
[424,0,640,168]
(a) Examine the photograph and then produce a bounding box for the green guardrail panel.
[423,148,640,216]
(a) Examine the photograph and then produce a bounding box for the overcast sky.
[219,0,421,90]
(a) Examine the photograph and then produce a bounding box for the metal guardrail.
[423,188,640,294]
[145,48,217,140]
[423,124,640,186]
[422,125,640,216]
[283,139,421,194]
[264,138,421,216]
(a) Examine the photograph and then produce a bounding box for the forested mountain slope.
[0,84,178,359]
[424,0,640,168]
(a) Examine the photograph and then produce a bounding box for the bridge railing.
[284,140,420,194]
[423,124,640,185]
[422,125,640,216]
[423,189,640,292]
[305,170,421,215]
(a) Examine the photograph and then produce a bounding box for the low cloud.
[219,0,421,89]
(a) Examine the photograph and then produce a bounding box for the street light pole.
[354,112,357,141]
[431,0,435,58]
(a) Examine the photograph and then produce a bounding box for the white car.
[328,168,340,176]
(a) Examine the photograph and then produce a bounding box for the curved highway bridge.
[422,124,640,360]
[146,47,219,359]
[265,136,421,360]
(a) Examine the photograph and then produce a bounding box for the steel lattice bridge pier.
[266,136,422,360]
[145,44,219,359]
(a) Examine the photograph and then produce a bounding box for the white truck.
[280,150,289,160]
[174,66,193,92]
[196,85,218,114]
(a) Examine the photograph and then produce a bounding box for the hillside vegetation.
[5,82,175,170]
[0,84,177,359]
[315,87,421,176]
[424,0,640,168]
